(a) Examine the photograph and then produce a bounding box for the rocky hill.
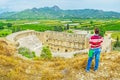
[0,38,120,80]
[0,5,120,19]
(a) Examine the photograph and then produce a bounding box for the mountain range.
[0,8,10,14]
[0,5,120,19]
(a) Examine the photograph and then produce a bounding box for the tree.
[40,46,52,59]
[54,26,58,31]
[7,23,12,28]
[63,26,67,30]
[59,26,63,32]
[99,27,106,37]
[91,30,94,34]
[16,26,21,32]
[0,26,4,29]
[66,24,69,30]
[0,22,4,29]
[114,36,120,47]
[74,26,77,29]
[90,21,93,25]
[12,27,16,33]
[53,26,63,32]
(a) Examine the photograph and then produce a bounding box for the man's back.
[86,28,103,72]
[89,34,103,49]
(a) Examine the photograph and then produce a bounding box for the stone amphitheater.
[6,30,112,58]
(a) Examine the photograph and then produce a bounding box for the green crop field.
[111,32,120,39]
[0,29,12,37]
[0,19,120,37]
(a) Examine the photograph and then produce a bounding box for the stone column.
[85,37,89,49]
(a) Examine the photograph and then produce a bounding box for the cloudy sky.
[0,0,120,12]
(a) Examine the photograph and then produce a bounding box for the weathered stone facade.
[7,30,89,53]
[44,31,89,52]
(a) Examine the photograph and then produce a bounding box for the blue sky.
[0,0,120,12]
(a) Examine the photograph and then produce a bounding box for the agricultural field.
[111,32,120,39]
[0,15,120,80]
[0,29,12,37]
[0,19,120,37]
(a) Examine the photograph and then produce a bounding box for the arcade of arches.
[7,30,89,53]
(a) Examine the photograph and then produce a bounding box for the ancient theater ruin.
[6,30,111,57]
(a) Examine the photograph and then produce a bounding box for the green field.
[0,29,12,37]
[0,19,120,37]
[111,32,120,39]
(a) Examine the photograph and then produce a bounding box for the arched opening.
[57,48,59,51]
[65,49,68,52]
[51,47,53,49]
[46,40,48,42]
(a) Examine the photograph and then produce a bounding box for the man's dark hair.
[94,28,99,34]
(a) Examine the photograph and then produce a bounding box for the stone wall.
[7,30,89,53]
[44,31,89,52]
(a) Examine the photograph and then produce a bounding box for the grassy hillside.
[0,38,120,80]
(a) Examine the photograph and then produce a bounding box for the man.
[86,28,103,72]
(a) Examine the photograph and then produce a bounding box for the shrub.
[7,23,12,28]
[32,51,36,57]
[40,46,52,59]
[18,47,30,54]
[18,47,36,58]
[0,29,12,37]
[90,30,94,34]
[67,30,73,33]
[113,36,120,51]
[54,26,63,32]
[114,36,120,47]
[99,27,106,37]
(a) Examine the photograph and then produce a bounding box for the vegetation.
[0,29,120,80]
[0,5,120,80]
[113,36,120,51]
[7,23,12,28]
[0,19,120,37]
[0,22,5,29]
[40,46,52,59]
[0,6,120,19]
[111,32,120,39]
[0,50,120,80]
[18,47,36,58]
[0,29,12,37]
[67,29,74,33]
[16,24,54,32]
[99,27,106,37]
[53,26,63,32]
[111,32,120,51]
[0,21,13,37]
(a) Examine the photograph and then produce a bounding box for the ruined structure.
[6,30,112,57]
[6,30,89,53]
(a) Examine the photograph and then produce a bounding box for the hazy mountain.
[0,8,10,14]
[0,5,120,19]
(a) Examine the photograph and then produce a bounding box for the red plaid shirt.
[89,34,103,49]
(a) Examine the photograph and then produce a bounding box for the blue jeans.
[86,48,101,71]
